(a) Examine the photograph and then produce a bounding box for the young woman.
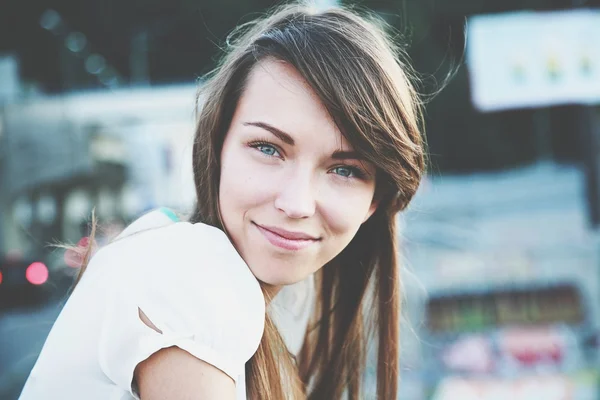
[20,3,425,399]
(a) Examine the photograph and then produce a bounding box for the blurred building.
[0,61,198,264]
[399,163,600,399]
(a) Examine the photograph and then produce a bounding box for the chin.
[248,261,312,287]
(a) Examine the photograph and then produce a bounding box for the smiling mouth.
[253,223,319,251]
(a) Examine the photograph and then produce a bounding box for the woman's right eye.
[253,143,280,158]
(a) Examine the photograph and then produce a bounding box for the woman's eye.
[332,166,357,178]
[255,144,279,157]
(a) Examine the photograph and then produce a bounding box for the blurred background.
[1,0,600,398]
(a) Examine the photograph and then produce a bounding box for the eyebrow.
[243,120,364,161]
[243,121,295,145]
[331,150,362,160]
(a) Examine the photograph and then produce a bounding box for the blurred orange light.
[26,262,49,285]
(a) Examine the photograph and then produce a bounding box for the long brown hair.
[190,3,425,399]
[73,3,425,399]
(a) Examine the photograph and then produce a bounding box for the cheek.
[219,144,277,217]
[319,186,374,236]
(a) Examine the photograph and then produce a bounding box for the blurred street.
[0,298,65,399]
[1,1,600,399]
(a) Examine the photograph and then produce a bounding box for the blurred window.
[426,284,584,333]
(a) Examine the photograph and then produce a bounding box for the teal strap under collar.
[158,207,179,222]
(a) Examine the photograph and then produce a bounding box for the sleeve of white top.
[94,221,265,396]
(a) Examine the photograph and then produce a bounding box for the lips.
[258,224,319,240]
[253,223,319,251]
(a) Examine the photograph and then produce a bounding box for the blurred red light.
[0,271,3,284]
[26,262,49,285]
[64,248,83,268]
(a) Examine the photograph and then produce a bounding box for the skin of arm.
[134,310,237,400]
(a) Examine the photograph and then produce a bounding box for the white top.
[20,208,281,400]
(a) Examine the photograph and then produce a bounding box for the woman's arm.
[95,221,264,399]
[134,311,236,400]
[135,346,236,400]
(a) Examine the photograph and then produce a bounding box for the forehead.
[235,59,351,151]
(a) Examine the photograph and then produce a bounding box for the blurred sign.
[426,284,584,333]
[433,371,599,400]
[467,10,600,111]
[442,335,495,373]
[432,375,575,400]
[498,327,565,367]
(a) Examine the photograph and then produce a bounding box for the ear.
[362,199,379,223]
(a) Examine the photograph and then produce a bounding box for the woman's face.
[219,59,378,287]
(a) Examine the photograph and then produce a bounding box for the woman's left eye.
[331,166,360,178]
[254,144,280,157]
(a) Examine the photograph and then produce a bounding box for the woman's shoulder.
[113,207,181,239]
[126,208,230,248]
[90,208,265,323]
[87,209,266,376]
[100,208,241,273]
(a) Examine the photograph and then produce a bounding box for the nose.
[274,169,316,219]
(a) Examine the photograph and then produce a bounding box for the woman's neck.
[260,282,282,305]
